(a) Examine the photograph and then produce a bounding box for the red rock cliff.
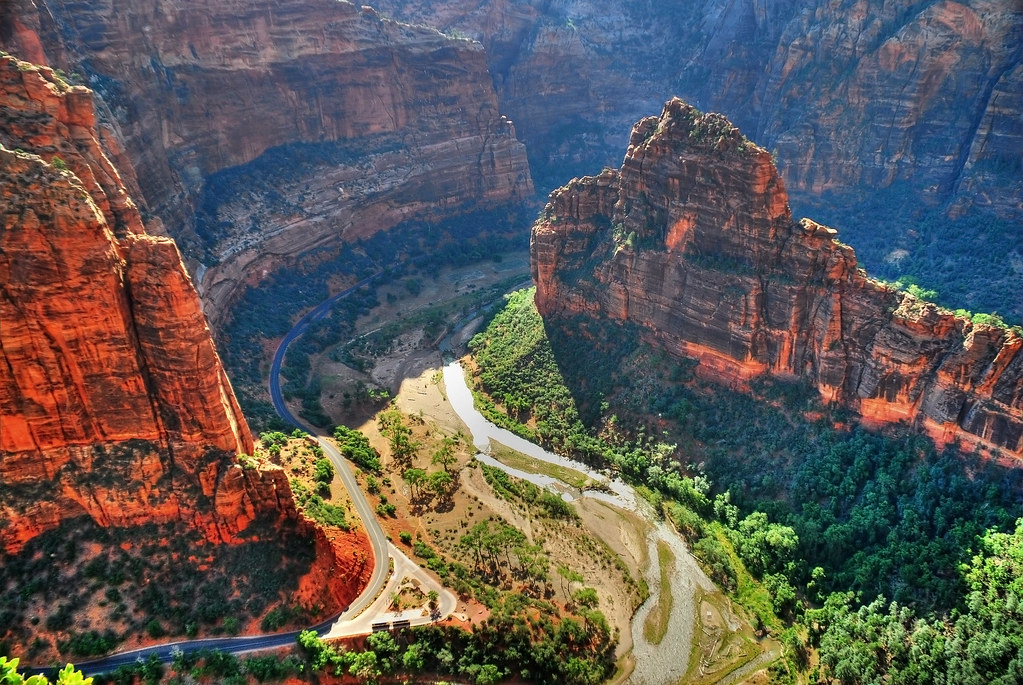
[0,55,285,551]
[368,0,1023,321]
[2,0,533,322]
[532,98,1023,460]
[371,0,1021,216]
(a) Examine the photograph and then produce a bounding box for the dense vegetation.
[0,516,315,662]
[801,182,1022,324]
[468,287,1023,683]
[216,206,531,432]
[808,521,1023,685]
[296,603,615,685]
[89,646,306,685]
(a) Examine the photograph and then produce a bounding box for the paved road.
[267,273,382,427]
[67,614,340,675]
[267,301,391,621]
[31,271,463,677]
[266,270,456,631]
[325,546,459,638]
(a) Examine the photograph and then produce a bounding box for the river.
[442,360,718,685]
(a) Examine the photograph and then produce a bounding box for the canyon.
[0,0,538,625]
[0,0,1020,678]
[532,98,1023,460]
[372,0,1022,215]
[2,0,533,323]
[369,0,1023,318]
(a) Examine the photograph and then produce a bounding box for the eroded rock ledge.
[3,0,534,323]
[1,56,285,552]
[532,98,1022,460]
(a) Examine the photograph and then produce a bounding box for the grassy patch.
[684,590,763,685]
[489,441,594,489]
[641,540,674,645]
[706,522,778,633]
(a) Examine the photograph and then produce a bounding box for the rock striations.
[2,0,534,322]
[0,56,288,554]
[532,99,1023,460]
[371,0,1022,219]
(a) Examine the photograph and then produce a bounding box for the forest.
[467,288,1023,683]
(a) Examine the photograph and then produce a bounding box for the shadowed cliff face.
[532,99,1023,460]
[372,0,1021,215]
[0,56,278,551]
[371,0,1023,319]
[2,0,533,321]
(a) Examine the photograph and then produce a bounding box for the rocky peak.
[0,55,272,551]
[532,99,1023,460]
[615,99,792,259]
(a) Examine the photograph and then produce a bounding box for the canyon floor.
[280,252,776,683]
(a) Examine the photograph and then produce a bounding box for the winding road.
[266,276,392,620]
[266,277,456,630]
[53,272,458,677]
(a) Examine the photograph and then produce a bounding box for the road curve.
[29,272,462,678]
[266,274,391,622]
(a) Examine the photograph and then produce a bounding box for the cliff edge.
[532,98,1023,460]
[0,55,267,551]
[2,0,534,323]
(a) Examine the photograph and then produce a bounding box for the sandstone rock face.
[532,99,1023,460]
[371,0,1022,321]
[372,0,1021,217]
[3,0,533,321]
[0,56,283,552]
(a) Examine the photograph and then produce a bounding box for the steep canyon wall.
[532,99,1023,460]
[2,0,533,322]
[370,0,1023,318]
[371,0,1022,216]
[0,55,294,553]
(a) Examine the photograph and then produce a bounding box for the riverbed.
[442,360,719,685]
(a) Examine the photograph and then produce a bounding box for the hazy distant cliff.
[372,0,1022,215]
[2,0,533,321]
[371,0,1023,319]
[532,99,1023,459]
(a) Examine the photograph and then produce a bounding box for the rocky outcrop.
[0,55,289,552]
[372,0,1021,216]
[371,0,1022,319]
[2,0,533,322]
[532,99,1023,460]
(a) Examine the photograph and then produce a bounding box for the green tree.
[731,511,798,576]
[378,410,419,464]
[348,651,380,681]
[476,663,502,684]
[401,642,426,671]
[572,587,599,609]
[403,467,427,499]
[333,425,381,471]
[431,436,459,473]
[367,631,399,671]
[313,458,335,484]
[427,470,453,500]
